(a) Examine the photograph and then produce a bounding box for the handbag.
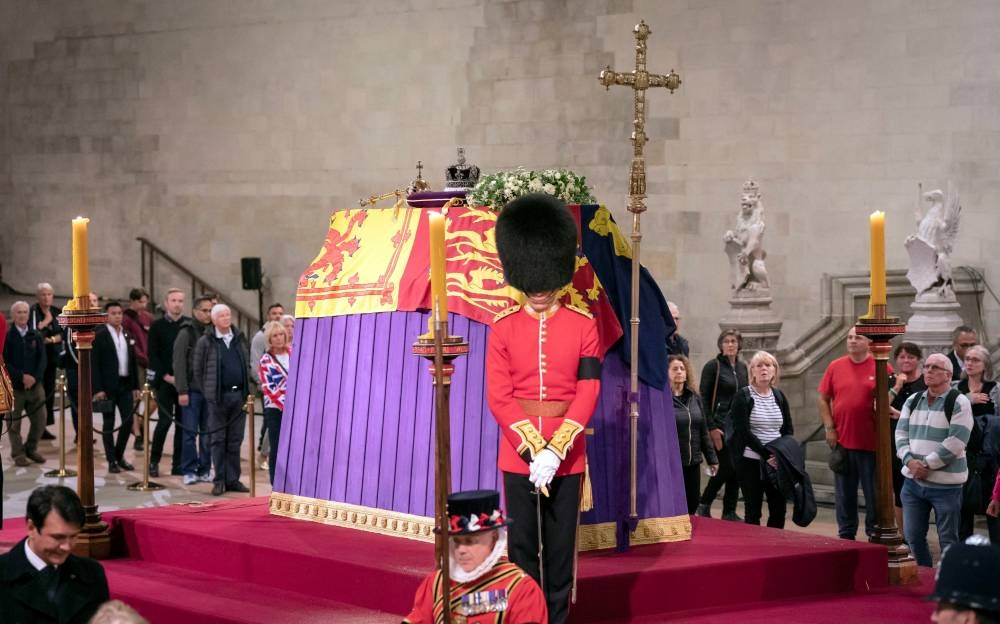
[92,398,115,414]
[962,456,985,514]
[828,444,848,475]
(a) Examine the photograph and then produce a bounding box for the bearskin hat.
[495,193,577,294]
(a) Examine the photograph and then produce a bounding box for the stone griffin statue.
[724,178,770,295]
[905,183,961,302]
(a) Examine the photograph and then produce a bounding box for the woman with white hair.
[956,344,999,542]
[729,350,793,528]
[258,321,291,485]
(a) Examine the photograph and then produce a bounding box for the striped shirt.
[744,386,784,460]
[895,390,972,487]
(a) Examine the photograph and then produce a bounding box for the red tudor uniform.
[487,304,601,475]
[403,559,548,624]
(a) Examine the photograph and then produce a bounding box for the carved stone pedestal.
[903,298,964,355]
[719,293,782,351]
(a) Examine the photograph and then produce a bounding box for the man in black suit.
[92,301,140,474]
[4,301,48,467]
[946,325,978,381]
[0,485,110,624]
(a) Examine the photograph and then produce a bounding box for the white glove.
[529,448,561,490]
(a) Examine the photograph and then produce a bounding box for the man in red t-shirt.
[817,327,887,540]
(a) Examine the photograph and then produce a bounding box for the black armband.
[577,357,601,380]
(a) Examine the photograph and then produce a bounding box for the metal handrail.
[137,237,259,337]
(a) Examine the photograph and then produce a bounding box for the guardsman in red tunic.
[488,194,602,624]
[403,489,547,624]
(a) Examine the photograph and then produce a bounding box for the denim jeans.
[180,389,211,477]
[834,448,876,539]
[901,478,962,567]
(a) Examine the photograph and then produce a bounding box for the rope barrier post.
[245,393,256,497]
[45,373,77,478]
[127,383,165,492]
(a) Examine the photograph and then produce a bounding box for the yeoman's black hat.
[447,489,511,535]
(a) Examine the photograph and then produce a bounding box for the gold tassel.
[580,456,593,512]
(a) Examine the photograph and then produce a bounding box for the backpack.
[904,388,985,455]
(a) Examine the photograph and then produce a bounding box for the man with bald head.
[895,352,973,567]
[818,326,883,540]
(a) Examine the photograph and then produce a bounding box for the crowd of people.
[668,307,1000,568]
[3,199,1000,623]
[2,282,295,496]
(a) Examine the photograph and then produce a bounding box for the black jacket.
[0,538,109,624]
[728,386,793,462]
[3,326,47,391]
[765,435,817,527]
[666,333,689,357]
[91,325,140,395]
[28,303,62,362]
[193,326,252,404]
[147,314,187,385]
[947,349,963,381]
[173,318,211,395]
[699,355,749,431]
[59,326,78,371]
[671,389,718,466]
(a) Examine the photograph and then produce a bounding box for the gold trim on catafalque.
[270,492,692,549]
[269,493,437,542]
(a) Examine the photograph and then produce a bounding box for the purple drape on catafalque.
[273,310,687,524]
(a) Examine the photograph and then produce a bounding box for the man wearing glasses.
[946,325,979,381]
[174,295,217,486]
[895,353,973,567]
[0,485,110,622]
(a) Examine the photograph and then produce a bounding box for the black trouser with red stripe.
[503,471,580,624]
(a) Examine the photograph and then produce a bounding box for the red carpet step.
[3,499,933,622]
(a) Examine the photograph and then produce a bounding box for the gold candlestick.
[856,313,918,585]
[412,298,469,624]
[59,304,111,559]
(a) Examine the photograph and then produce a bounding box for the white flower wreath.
[467,167,596,211]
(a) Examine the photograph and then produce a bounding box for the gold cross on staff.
[598,20,681,524]
[599,20,680,214]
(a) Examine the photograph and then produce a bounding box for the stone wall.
[2,0,999,368]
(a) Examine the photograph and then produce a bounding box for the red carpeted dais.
[2,499,935,622]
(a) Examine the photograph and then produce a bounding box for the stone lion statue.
[724,178,770,294]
